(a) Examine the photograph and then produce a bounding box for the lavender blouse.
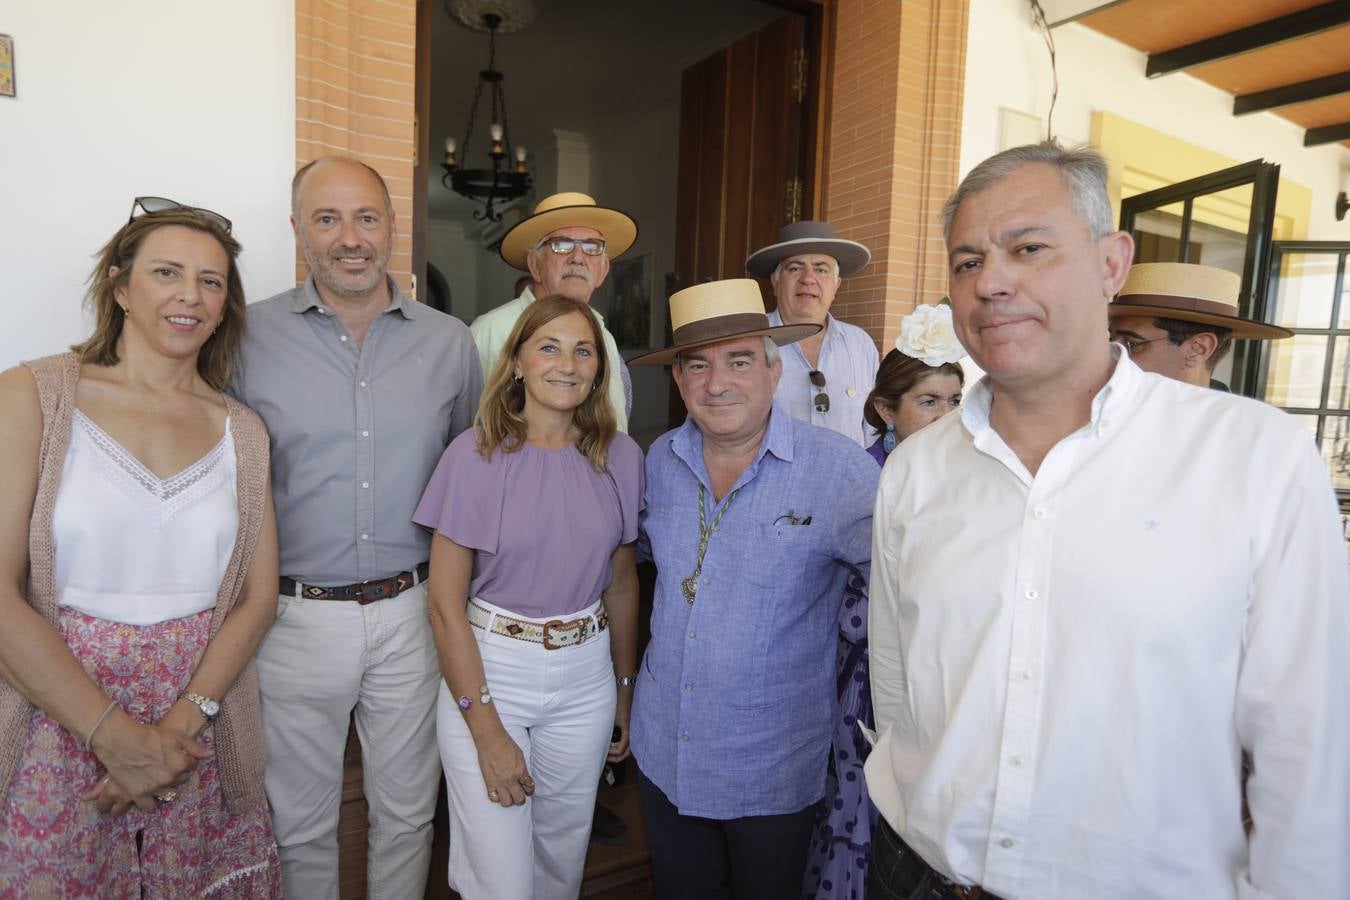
[413,429,643,618]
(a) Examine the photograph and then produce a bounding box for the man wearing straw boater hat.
[472,192,637,431]
[628,279,879,897]
[747,220,877,446]
[1108,262,1292,389]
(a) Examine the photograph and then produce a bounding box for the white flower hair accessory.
[896,301,965,366]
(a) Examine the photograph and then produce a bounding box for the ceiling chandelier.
[442,1,535,222]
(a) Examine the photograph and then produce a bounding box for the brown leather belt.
[279,562,429,605]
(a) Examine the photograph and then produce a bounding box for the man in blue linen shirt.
[629,278,879,898]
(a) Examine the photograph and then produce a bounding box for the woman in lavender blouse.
[414,295,642,899]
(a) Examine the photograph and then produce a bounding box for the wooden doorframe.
[761,0,835,220]
[411,0,433,301]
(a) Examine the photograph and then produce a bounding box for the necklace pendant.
[681,574,698,605]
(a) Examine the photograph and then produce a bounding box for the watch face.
[202,699,221,717]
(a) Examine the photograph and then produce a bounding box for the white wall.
[959,0,1350,241]
[0,1,296,368]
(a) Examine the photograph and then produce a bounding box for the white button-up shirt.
[866,349,1349,899]
[769,310,879,447]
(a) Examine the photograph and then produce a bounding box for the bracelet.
[81,700,119,752]
[615,675,636,687]
[458,683,493,711]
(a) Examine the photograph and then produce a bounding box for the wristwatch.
[181,691,221,720]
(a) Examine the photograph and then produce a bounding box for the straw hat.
[745,220,871,278]
[1109,262,1292,339]
[629,279,820,367]
[498,192,638,270]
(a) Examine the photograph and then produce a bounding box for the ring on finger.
[487,789,500,802]
[154,788,177,803]
[520,776,535,792]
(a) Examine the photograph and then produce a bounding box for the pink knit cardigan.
[0,352,270,814]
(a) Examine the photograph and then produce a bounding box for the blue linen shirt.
[631,403,879,819]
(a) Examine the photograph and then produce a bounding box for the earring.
[883,422,897,454]
[513,373,523,384]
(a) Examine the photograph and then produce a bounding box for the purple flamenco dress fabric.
[802,567,876,899]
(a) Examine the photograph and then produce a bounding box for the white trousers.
[256,583,442,900]
[439,598,616,899]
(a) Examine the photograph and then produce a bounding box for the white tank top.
[52,409,238,625]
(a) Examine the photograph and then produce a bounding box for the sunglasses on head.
[128,196,233,234]
[809,369,830,414]
[542,237,606,257]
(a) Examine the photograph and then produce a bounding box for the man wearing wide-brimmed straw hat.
[1108,262,1292,389]
[628,279,879,898]
[471,191,637,431]
[747,220,877,447]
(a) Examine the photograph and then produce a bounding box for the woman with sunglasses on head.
[0,199,282,895]
[414,294,642,899]
[804,303,964,900]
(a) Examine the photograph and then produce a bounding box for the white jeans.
[256,583,441,900]
[439,598,616,899]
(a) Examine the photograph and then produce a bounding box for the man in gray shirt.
[233,156,481,899]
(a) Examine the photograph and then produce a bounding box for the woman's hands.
[608,686,633,763]
[475,727,535,807]
[81,710,212,815]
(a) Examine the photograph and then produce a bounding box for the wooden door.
[669,13,819,423]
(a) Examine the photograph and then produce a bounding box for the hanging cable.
[1029,0,1059,140]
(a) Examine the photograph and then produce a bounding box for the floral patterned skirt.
[0,608,281,898]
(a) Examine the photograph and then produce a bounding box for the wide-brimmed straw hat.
[499,192,638,270]
[629,278,820,367]
[1109,262,1292,339]
[745,220,871,278]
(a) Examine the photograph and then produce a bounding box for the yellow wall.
[1090,112,1312,241]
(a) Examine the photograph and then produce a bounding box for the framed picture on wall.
[603,253,652,351]
[0,35,15,99]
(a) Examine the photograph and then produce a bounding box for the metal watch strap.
[181,691,220,720]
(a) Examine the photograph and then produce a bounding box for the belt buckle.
[355,577,392,605]
[541,616,586,650]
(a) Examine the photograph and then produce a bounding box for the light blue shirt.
[632,404,878,819]
[769,310,879,448]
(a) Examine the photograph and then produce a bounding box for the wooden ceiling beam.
[1147,2,1350,78]
[1234,70,1350,116]
[1304,121,1350,146]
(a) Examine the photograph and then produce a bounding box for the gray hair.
[675,335,781,370]
[762,335,781,366]
[940,141,1115,242]
[770,257,840,283]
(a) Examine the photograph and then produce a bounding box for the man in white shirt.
[747,221,878,446]
[866,141,1349,900]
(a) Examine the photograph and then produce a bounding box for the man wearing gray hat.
[747,221,877,447]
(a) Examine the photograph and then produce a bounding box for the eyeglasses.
[809,369,830,414]
[1114,335,1168,355]
[128,196,233,234]
[543,237,606,257]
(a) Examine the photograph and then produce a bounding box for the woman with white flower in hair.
[863,302,965,465]
[803,302,964,900]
